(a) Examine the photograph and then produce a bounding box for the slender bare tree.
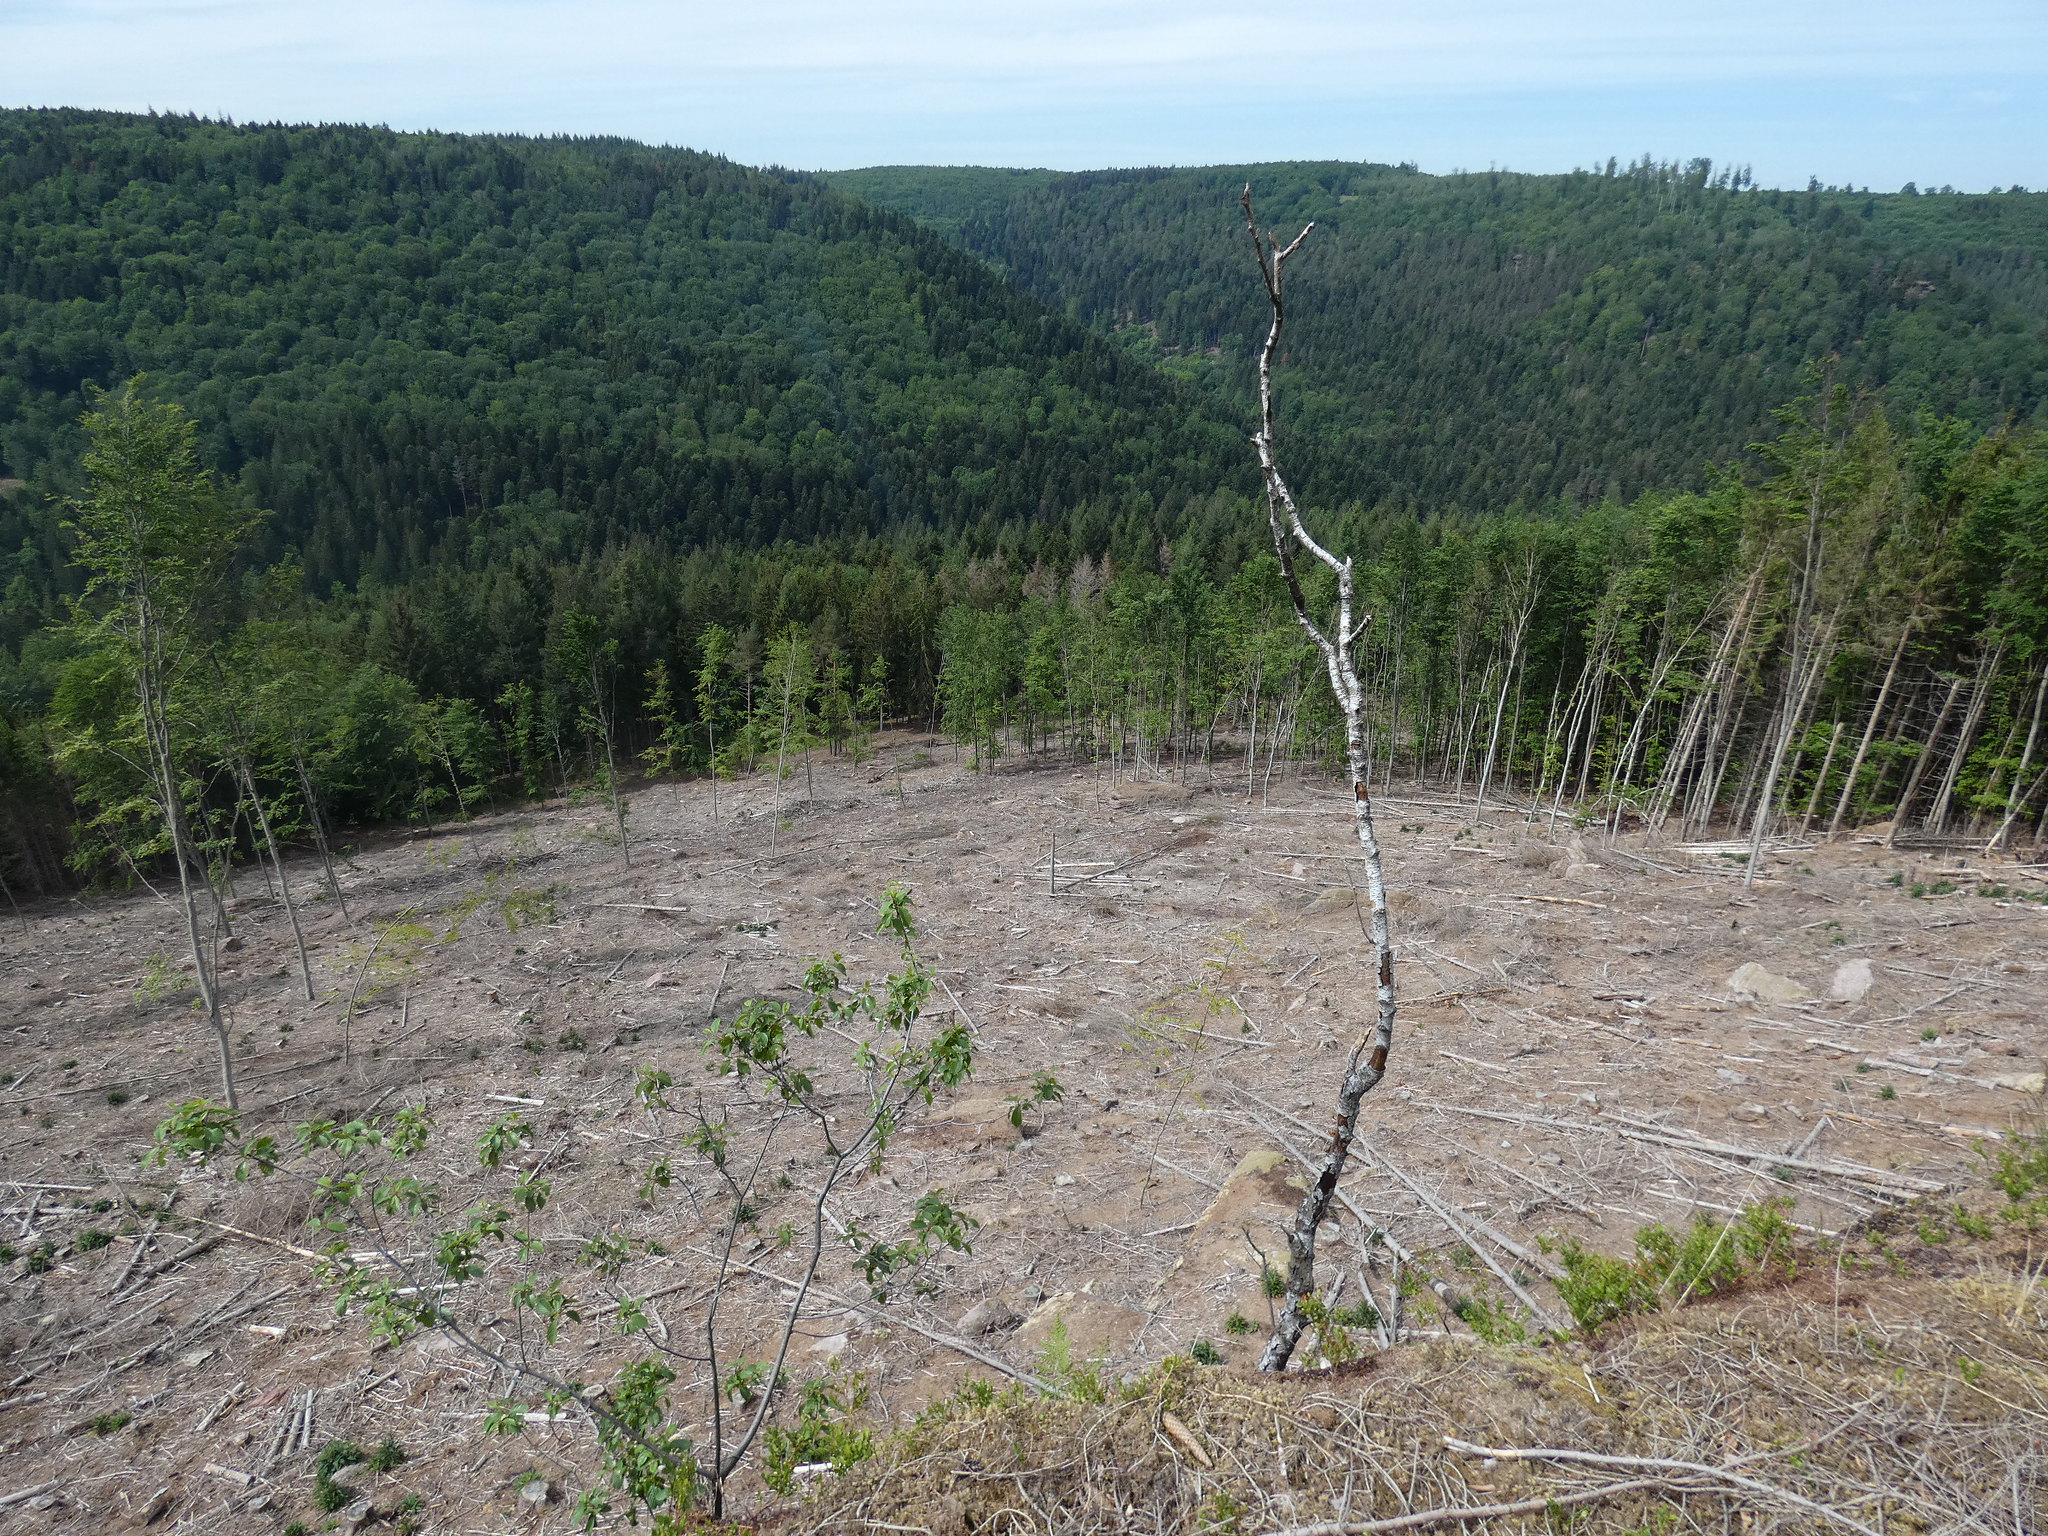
[1240,188,1399,1372]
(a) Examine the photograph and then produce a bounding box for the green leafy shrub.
[1549,1198,1800,1332]
[312,1440,367,1512]
[1550,1239,1645,1330]
[367,1436,407,1473]
[761,1371,876,1493]
[148,885,974,1527]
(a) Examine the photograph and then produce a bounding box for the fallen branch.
[1437,1104,1941,1198]
[1441,1438,1881,1536]
[184,1215,326,1261]
[0,1481,60,1511]
[1266,1476,1668,1536]
[129,1230,226,1286]
[689,1246,1050,1393]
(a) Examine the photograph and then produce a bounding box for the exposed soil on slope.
[1,736,2041,1531]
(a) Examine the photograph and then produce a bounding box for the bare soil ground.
[2,734,2043,1532]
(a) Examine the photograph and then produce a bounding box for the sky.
[5,1,2044,190]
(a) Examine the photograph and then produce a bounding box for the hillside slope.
[829,160,2048,514]
[0,110,1247,596]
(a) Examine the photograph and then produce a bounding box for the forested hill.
[827,160,2048,514]
[0,109,1246,594]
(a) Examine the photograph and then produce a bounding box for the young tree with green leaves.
[148,887,979,1524]
[691,622,748,820]
[555,608,630,866]
[855,652,890,758]
[63,379,262,1108]
[496,680,554,802]
[757,626,821,843]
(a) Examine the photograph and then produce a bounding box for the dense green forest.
[6,111,2048,904]
[0,108,1245,631]
[829,160,2048,514]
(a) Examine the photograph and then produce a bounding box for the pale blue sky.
[5,1,2043,188]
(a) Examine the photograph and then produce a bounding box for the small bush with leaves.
[1188,1340,1223,1365]
[312,1440,367,1512]
[367,1436,407,1473]
[1006,1071,1066,1132]
[1034,1318,1109,1403]
[1547,1197,1798,1333]
[761,1370,876,1493]
[148,885,973,1525]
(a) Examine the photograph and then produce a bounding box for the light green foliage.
[937,605,1019,769]
[691,623,744,778]
[497,682,555,801]
[1032,1318,1110,1404]
[754,625,822,799]
[1006,1071,1065,1131]
[410,696,499,820]
[131,953,184,1006]
[1546,1198,1799,1333]
[639,660,690,778]
[146,886,971,1526]
[1986,1131,2048,1225]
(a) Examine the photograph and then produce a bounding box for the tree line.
[7,378,2047,911]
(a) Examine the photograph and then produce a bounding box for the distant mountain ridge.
[828,160,2048,514]
[0,108,1246,600]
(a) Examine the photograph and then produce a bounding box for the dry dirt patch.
[0,737,2042,1528]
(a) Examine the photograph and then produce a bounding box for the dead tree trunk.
[1826,618,1914,837]
[1927,646,2003,835]
[1240,188,1398,1374]
[1889,671,1964,843]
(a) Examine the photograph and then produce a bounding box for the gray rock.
[1827,958,1875,1003]
[956,1298,1021,1336]
[1727,962,1811,1004]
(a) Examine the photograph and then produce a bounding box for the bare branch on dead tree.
[1240,186,1399,1373]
